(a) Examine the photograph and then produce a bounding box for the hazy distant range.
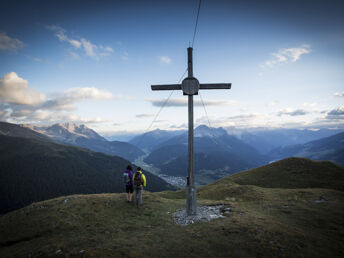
[2,121,343,186]
[15,121,343,185]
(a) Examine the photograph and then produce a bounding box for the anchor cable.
[136,68,188,148]
[136,0,202,149]
[199,91,220,144]
[191,0,202,48]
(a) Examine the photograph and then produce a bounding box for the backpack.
[134,172,143,187]
[123,172,130,184]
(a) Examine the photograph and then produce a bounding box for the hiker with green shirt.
[133,167,146,207]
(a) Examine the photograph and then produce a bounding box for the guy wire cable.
[137,0,202,149]
[192,0,202,48]
[199,91,220,145]
[136,68,188,148]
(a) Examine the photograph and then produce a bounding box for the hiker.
[123,165,133,203]
[133,167,146,207]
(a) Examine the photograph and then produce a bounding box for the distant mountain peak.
[54,122,82,130]
[194,124,227,138]
[46,123,104,141]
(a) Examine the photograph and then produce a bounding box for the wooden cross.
[151,47,231,216]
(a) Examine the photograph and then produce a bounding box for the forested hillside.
[0,135,173,214]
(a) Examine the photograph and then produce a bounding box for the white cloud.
[80,38,97,58]
[47,25,114,59]
[69,51,80,59]
[0,32,24,52]
[11,109,34,118]
[159,56,171,64]
[146,98,237,107]
[303,102,317,108]
[268,100,279,107]
[0,72,117,124]
[0,72,46,105]
[334,92,344,97]
[196,113,268,129]
[42,87,115,110]
[136,114,154,118]
[69,39,82,49]
[326,106,344,120]
[0,109,10,120]
[122,52,129,61]
[277,108,309,116]
[261,44,310,69]
[65,87,114,100]
[17,110,111,124]
[25,55,42,62]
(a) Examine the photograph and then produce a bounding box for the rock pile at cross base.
[173,205,231,226]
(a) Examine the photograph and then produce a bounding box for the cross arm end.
[199,83,231,90]
[151,84,182,91]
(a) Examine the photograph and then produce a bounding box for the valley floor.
[1,183,344,257]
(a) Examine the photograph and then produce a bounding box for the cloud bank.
[277,108,309,116]
[146,98,237,107]
[326,106,344,120]
[334,92,344,97]
[0,72,115,124]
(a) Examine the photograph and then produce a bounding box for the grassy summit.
[212,157,344,191]
[1,158,344,257]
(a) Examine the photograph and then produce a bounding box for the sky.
[1,0,343,137]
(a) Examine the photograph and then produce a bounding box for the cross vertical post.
[186,47,197,215]
[151,47,231,217]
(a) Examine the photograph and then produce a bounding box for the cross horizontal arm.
[199,83,231,90]
[151,84,182,91]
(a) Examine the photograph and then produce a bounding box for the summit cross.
[151,47,231,216]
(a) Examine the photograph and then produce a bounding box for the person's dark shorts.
[126,185,133,193]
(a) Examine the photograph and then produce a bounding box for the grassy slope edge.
[1,158,344,257]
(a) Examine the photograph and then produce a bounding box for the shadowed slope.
[1,157,344,257]
[0,135,172,214]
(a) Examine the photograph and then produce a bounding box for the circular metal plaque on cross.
[182,77,200,95]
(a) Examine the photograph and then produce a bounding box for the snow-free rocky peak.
[22,123,106,143]
[46,123,105,141]
[194,125,227,138]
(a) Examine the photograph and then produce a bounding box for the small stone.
[314,197,326,203]
[55,249,62,254]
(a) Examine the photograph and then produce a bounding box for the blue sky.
[0,0,343,136]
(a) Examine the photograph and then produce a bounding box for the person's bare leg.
[126,193,130,202]
[129,193,133,202]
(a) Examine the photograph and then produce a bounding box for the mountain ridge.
[144,125,269,184]
[20,122,144,161]
[269,132,344,165]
